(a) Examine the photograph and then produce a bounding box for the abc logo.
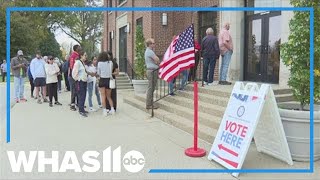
[122,150,145,173]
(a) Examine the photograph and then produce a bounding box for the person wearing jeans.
[72,51,88,117]
[201,28,220,86]
[218,22,233,85]
[168,78,176,96]
[11,50,28,103]
[179,70,189,90]
[85,60,101,112]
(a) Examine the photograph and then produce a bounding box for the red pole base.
[185,147,206,157]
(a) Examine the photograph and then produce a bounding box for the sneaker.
[58,90,62,94]
[169,92,176,96]
[49,102,53,107]
[89,107,97,112]
[103,109,109,116]
[83,110,89,114]
[20,98,27,102]
[204,81,208,85]
[109,109,115,115]
[54,102,62,105]
[79,111,88,117]
[70,105,77,111]
[37,99,42,104]
[98,105,103,109]
[43,98,48,103]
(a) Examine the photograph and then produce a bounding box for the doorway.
[245,11,281,83]
[118,25,127,72]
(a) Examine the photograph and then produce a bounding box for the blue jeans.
[76,81,87,112]
[169,78,176,94]
[220,50,233,81]
[87,81,101,108]
[203,57,216,83]
[14,77,25,100]
[180,70,188,90]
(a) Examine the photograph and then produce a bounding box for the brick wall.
[103,0,221,80]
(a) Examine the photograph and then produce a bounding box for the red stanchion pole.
[185,81,206,157]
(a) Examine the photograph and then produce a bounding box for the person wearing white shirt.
[45,56,62,107]
[85,57,102,112]
[30,51,47,103]
[72,51,89,117]
[97,51,115,116]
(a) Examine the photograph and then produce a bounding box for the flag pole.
[185,24,206,157]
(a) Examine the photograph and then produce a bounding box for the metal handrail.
[151,54,203,117]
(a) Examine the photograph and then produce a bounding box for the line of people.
[67,45,119,117]
[10,47,119,118]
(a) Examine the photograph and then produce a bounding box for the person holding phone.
[11,50,28,103]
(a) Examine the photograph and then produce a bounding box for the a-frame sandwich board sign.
[208,82,293,177]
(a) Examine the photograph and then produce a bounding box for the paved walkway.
[0,85,319,179]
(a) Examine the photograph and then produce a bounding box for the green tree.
[281,0,320,110]
[134,25,146,79]
[39,29,62,58]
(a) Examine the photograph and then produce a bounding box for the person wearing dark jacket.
[201,28,220,86]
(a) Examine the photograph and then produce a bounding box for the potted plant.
[280,0,320,161]
[132,25,148,94]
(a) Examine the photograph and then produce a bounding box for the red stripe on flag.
[160,58,195,80]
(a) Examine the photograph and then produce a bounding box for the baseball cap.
[17,50,23,56]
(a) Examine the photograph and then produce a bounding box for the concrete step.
[177,90,229,108]
[185,85,230,98]
[116,83,133,87]
[123,96,217,143]
[276,94,295,103]
[160,95,226,117]
[273,88,292,95]
[117,86,134,90]
[134,94,222,130]
[116,79,131,83]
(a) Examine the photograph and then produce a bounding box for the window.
[109,0,112,7]
[198,10,218,42]
[109,32,113,52]
[118,0,126,5]
[136,17,143,30]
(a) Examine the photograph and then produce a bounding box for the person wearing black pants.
[27,65,35,98]
[45,56,62,107]
[64,71,70,91]
[76,80,87,115]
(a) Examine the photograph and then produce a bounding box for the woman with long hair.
[72,51,89,117]
[97,51,116,116]
[85,56,102,112]
[105,51,119,111]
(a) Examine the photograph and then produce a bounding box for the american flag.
[159,25,195,82]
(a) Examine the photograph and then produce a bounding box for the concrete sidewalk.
[0,87,319,179]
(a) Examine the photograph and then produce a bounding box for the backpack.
[62,61,69,73]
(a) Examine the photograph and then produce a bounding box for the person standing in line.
[218,22,233,85]
[27,64,35,98]
[97,51,116,116]
[189,39,201,81]
[105,51,119,112]
[69,45,81,111]
[11,50,28,103]
[72,51,89,117]
[54,57,63,93]
[201,28,220,86]
[85,57,102,112]
[30,51,48,104]
[62,55,70,91]
[1,60,7,82]
[145,38,160,109]
[45,56,62,107]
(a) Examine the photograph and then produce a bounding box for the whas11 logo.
[7,147,145,173]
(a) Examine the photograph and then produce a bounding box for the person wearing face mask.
[11,50,28,103]
[45,56,62,107]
